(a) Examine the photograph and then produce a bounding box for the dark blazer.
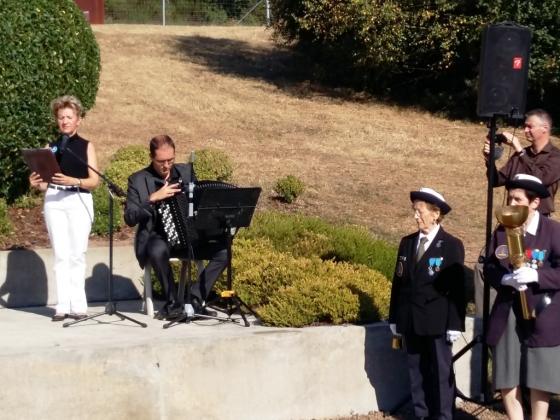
[389,227,466,336]
[485,214,560,347]
[124,163,195,268]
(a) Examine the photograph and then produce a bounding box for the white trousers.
[44,189,94,314]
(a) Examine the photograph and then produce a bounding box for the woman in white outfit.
[29,95,99,321]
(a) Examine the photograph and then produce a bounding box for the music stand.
[164,186,261,328]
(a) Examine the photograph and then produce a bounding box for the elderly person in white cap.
[389,187,466,420]
[485,174,560,420]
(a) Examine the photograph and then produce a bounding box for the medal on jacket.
[526,249,546,269]
[396,256,406,277]
[428,257,443,276]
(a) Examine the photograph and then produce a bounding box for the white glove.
[501,272,528,291]
[389,323,400,336]
[500,273,516,288]
[513,266,538,285]
[446,330,461,343]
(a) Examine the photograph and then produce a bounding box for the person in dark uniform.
[484,174,560,420]
[124,135,227,320]
[389,187,466,420]
[29,95,100,321]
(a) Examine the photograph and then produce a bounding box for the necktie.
[416,236,428,263]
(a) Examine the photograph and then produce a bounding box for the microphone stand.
[452,116,498,403]
[61,146,147,328]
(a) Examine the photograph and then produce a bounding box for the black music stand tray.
[164,187,261,328]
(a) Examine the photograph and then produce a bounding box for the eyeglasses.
[154,157,175,166]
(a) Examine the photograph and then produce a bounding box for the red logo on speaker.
[513,56,523,70]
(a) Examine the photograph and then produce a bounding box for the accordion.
[157,180,236,250]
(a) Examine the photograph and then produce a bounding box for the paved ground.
[0,300,261,357]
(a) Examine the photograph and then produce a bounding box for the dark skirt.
[492,309,560,394]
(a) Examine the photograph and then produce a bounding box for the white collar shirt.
[417,224,440,253]
[525,211,540,236]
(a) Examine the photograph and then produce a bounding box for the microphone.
[58,134,70,155]
[188,151,195,218]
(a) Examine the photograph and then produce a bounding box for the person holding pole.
[483,109,560,216]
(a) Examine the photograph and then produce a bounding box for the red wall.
[74,0,104,24]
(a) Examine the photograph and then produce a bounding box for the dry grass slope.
[83,25,560,265]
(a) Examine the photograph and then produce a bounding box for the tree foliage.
[270,0,560,118]
[0,0,100,202]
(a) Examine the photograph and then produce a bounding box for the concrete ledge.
[0,246,143,308]
[0,305,481,420]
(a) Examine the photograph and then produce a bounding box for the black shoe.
[69,313,88,320]
[206,290,220,303]
[154,301,174,320]
[165,303,184,320]
[51,313,67,322]
[154,309,167,320]
[192,298,218,318]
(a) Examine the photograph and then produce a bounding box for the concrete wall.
[0,318,481,420]
[0,246,143,308]
[0,246,483,419]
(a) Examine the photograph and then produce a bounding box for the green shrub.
[230,238,391,327]
[140,223,393,327]
[193,149,234,182]
[104,145,150,193]
[12,191,43,209]
[92,145,149,235]
[0,0,100,202]
[92,185,123,235]
[274,175,305,203]
[226,238,316,306]
[239,211,397,280]
[0,199,12,238]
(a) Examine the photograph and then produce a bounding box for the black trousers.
[405,333,455,420]
[145,234,228,305]
[190,241,228,303]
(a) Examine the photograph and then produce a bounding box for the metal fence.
[104,0,271,25]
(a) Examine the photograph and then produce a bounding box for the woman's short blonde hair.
[50,95,84,118]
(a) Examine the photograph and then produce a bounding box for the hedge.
[149,227,393,327]
[239,211,397,280]
[92,145,149,235]
[228,238,391,327]
[0,199,12,239]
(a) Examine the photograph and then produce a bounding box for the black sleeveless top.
[49,134,89,178]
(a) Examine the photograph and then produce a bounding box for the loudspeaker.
[477,22,532,119]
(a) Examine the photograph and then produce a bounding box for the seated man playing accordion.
[124,135,227,320]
